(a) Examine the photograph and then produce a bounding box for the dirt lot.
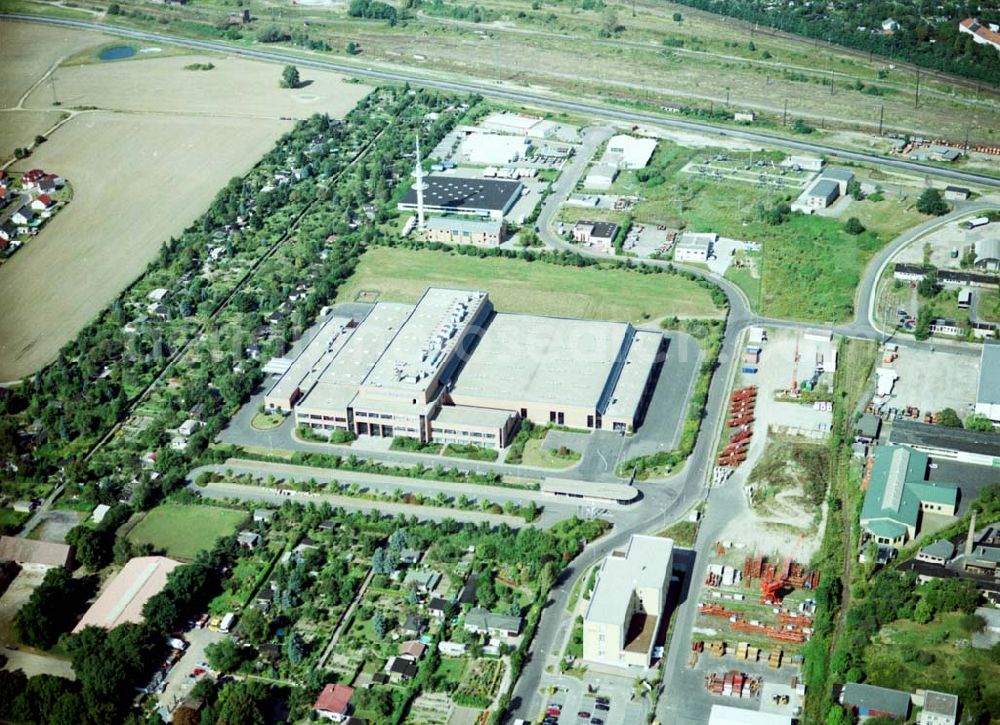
[0,21,113,107]
[0,109,66,161]
[24,52,369,119]
[713,327,835,560]
[0,23,370,379]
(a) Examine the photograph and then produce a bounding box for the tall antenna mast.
[414,135,426,232]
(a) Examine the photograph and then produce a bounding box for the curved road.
[4,13,1000,191]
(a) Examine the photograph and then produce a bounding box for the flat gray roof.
[980,338,1000,405]
[266,315,354,404]
[604,330,663,421]
[807,178,840,200]
[585,535,673,627]
[432,405,514,429]
[363,288,487,395]
[450,313,631,410]
[541,477,640,502]
[823,166,855,182]
[675,232,716,252]
[320,303,412,386]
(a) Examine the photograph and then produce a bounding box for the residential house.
[30,194,55,211]
[386,656,418,683]
[399,641,426,659]
[428,597,449,619]
[237,531,261,549]
[463,607,523,638]
[400,613,427,637]
[20,169,46,188]
[0,223,16,243]
[959,18,1000,52]
[403,569,441,594]
[253,509,275,525]
[314,683,354,722]
[11,207,34,226]
[399,548,422,565]
[178,419,203,437]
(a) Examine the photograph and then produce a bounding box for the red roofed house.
[314,684,354,722]
[20,169,46,188]
[31,194,55,211]
[960,18,1000,51]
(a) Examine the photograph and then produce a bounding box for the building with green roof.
[861,446,958,547]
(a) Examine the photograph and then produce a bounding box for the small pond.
[98,45,137,61]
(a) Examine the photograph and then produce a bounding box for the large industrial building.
[425,216,504,247]
[398,176,523,221]
[583,534,674,669]
[73,556,181,633]
[266,288,665,449]
[975,340,1000,422]
[860,446,958,548]
[889,420,1000,467]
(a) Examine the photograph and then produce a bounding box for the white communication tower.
[414,135,427,231]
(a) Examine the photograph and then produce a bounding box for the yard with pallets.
[126,503,248,561]
[692,547,821,668]
[335,246,723,322]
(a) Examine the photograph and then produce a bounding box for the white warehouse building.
[975,340,1000,423]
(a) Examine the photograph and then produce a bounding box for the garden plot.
[409,691,454,725]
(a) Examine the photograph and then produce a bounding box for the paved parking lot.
[537,669,650,725]
[882,346,980,420]
[158,626,224,711]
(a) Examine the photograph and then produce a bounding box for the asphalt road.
[4,14,1000,190]
[192,479,529,527]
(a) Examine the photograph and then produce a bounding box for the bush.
[936,408,962,428]
[917,188,949,216]
[965,414,995,432]
[844,217,865,235]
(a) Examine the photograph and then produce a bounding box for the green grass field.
[335,247,722,321]
[605,144,931,322]
[520,439,580,469]
[128,504,247,560]
[864,613,1000,711]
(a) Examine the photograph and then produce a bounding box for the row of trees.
[669,0,1000,84]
